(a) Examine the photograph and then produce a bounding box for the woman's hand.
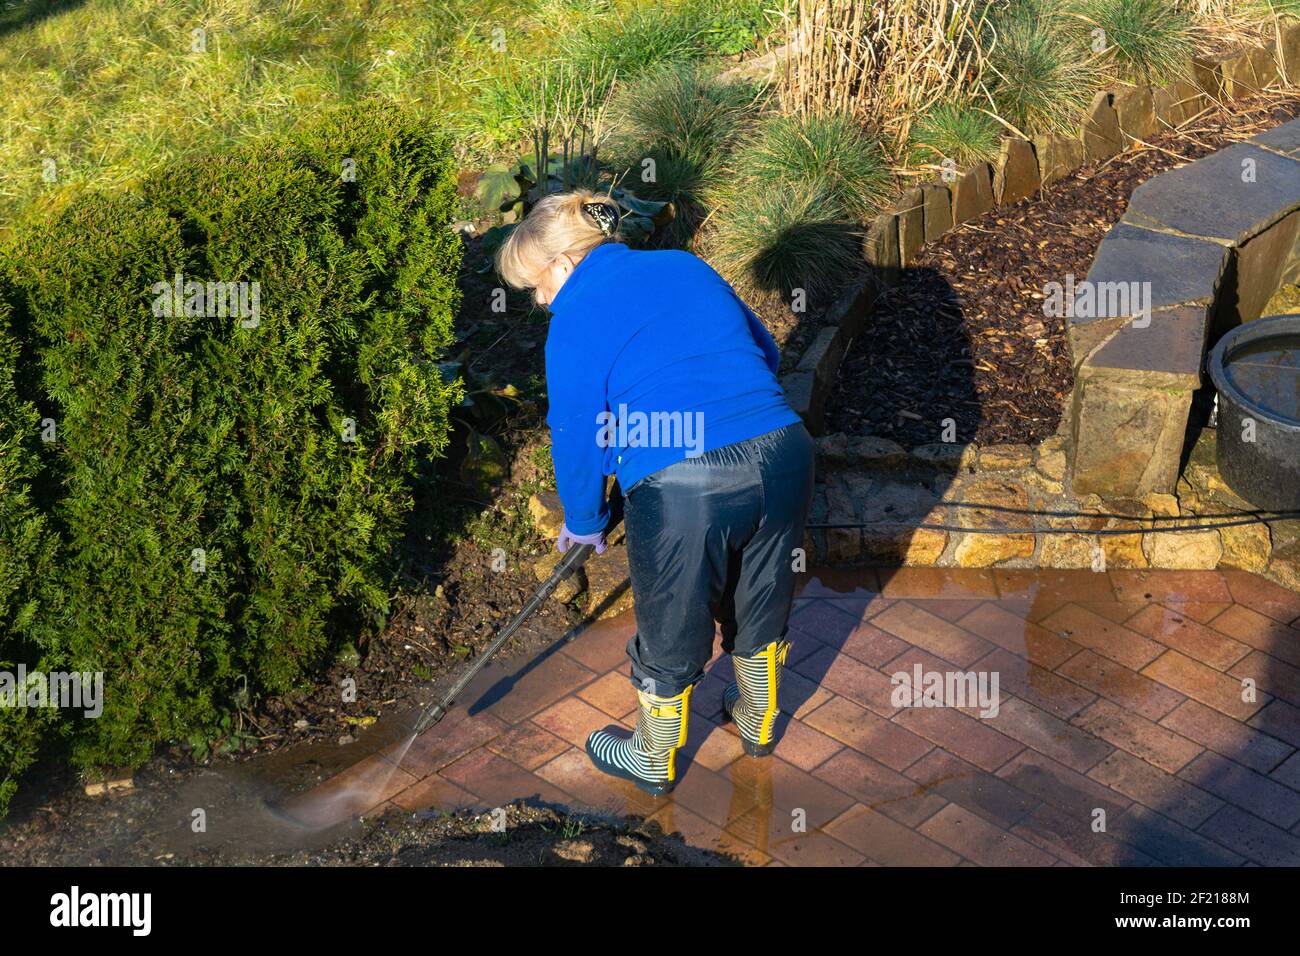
[556,522,607,555]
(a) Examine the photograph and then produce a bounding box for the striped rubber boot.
[722,640,789,756]
[586,686,691,796]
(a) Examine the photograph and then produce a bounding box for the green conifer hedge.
[0,288,62,815]
[0,103,462,815]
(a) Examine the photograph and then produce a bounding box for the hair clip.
[582,201,620,237]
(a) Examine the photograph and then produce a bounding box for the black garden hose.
[807,502,1300,536]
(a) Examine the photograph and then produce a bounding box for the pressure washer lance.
[411,542,595,736]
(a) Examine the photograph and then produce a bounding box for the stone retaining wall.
[803,430,1296,587]
[1067,120,1300,497]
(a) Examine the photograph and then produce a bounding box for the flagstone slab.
[1125,141,1300,246]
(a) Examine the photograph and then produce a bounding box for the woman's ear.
[532,253,578,308]
[544,254,576,293]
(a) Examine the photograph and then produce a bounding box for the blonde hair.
[495,188,617,290]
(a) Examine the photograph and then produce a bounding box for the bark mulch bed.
[827,90,1300,449]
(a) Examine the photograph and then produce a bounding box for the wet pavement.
[291,567,1300,866]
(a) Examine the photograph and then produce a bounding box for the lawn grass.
[0,0,776,231]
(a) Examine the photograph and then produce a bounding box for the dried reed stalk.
[778,0,993,152]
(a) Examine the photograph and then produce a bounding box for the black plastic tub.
[1207,313,1300,511]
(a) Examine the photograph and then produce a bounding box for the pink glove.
[556,522,607,555]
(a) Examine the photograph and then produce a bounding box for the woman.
[496,189,816,796]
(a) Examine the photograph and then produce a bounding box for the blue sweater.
[544,242,802,535]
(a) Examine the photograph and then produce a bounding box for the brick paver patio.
[288,567,1300,866]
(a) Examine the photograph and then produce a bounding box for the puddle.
[1225,333,1300,420]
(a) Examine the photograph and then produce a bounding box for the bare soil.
[3,751,734,867]
[295,803,738,867]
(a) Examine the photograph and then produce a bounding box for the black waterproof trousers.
[621,422,816,696]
